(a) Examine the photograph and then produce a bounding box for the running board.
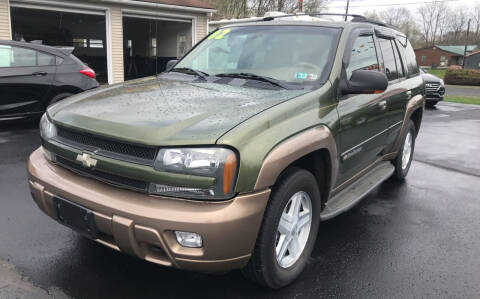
[320,161,395,221]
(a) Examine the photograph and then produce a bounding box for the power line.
[326,0,461,9]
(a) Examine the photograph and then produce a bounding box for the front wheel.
[392,120,416,180]
[242,168,321,289]
[426,101,438,108]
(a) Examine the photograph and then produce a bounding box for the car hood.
[421,73,443,83]
[48,77,307,146]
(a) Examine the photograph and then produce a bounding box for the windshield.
[173,25,341,88]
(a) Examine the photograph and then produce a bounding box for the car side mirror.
[341,70,388,95]
[165,60,178,72]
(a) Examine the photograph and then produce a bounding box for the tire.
[426,101,438,108]
[48,92,73,107]
[242,167,321,289]
[392,120,416,180]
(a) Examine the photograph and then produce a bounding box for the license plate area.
[53,197,98,239]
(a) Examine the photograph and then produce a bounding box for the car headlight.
[440,79,444,86]
[39,113,57,140]
[152,147,238,200]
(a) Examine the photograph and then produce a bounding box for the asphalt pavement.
[1,102,480,298]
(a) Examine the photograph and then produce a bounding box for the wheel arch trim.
[254,126,338,193]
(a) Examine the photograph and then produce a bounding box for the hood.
[421,73,443,83]
[48,77,307,146]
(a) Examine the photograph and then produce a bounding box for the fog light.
[174,231,203,248]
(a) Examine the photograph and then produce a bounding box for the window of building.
[346,35,379,79]
[150,38,157,57]
[73,38,87,48]
[89,39,104,49]
[421,55,426,62]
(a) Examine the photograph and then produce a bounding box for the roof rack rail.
[262,12,398,30]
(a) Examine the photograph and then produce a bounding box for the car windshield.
[173,25,341,88]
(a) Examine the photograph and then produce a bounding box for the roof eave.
[96,0,216,13]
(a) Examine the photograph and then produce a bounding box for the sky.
[323,0,480,16]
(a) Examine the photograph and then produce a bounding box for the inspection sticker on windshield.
[295,72,318,80]
[208,29,231,40]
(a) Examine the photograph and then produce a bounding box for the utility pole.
[345,0,350,21]
[462,18,471,69]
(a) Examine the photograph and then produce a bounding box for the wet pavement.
[1,102,480,298]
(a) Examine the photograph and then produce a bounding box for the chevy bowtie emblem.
[76,153,98,168]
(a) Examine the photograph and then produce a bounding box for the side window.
[404,40,419,75]
[393,40,405,78]
[0,45,55,67]
[37,51,55,66]
[0,45,13,67]
[346,35,379,79]
[378,38,398,81]
[11,46,37,67]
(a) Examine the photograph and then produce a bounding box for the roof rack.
[262,13,397,30]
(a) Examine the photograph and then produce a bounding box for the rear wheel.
[242,168,321,289]
[392,120,416,180]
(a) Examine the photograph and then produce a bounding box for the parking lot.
[1,101,480,298]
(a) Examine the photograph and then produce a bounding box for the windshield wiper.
[170,67,209,81]
[214,72,290,89]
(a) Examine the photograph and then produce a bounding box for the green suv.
[28,14,424,288]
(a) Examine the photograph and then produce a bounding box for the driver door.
[335,33,390,186]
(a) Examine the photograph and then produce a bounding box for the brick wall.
[415,47,458,67]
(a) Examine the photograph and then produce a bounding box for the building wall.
[196,14,207,42]
[415,47,457,67]
[0,0,11,40]
[110,7,124,84]
[465,54,480,69]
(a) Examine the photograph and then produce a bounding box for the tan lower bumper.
[27,147,270,272]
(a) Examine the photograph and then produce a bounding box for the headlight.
[440,79,444,86]
[152,148,237,200]
[39,113,57,140]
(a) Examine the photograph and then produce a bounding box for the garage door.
[10,3,109,83]
[123,13,193,81]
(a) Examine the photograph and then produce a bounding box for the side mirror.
[341,70,388,95]
[165,59,178,72]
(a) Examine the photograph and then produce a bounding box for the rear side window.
[378,38,399,81]
[346,35,379,79]
[0,45,55,67]
[404,40,419,75]
[396,39,419,76]
[37,51,55,66]
[393,41,405,78]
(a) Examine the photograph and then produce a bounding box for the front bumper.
[27,147,270,272]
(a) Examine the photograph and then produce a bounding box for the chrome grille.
[425,82,440,92]
[55,155,149,192]
[55,127,157,165]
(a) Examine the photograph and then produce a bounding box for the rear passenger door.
[376,34,409,148]
[0,44,56,118]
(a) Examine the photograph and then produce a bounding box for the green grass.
[444,96,480,105]
[427,69,446,79]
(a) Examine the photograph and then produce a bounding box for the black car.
[420,68,445,107]
[0,40,99,121]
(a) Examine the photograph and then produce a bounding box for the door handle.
[406,90,412,99]
[378,100,387,111]
[32,71,47,76]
